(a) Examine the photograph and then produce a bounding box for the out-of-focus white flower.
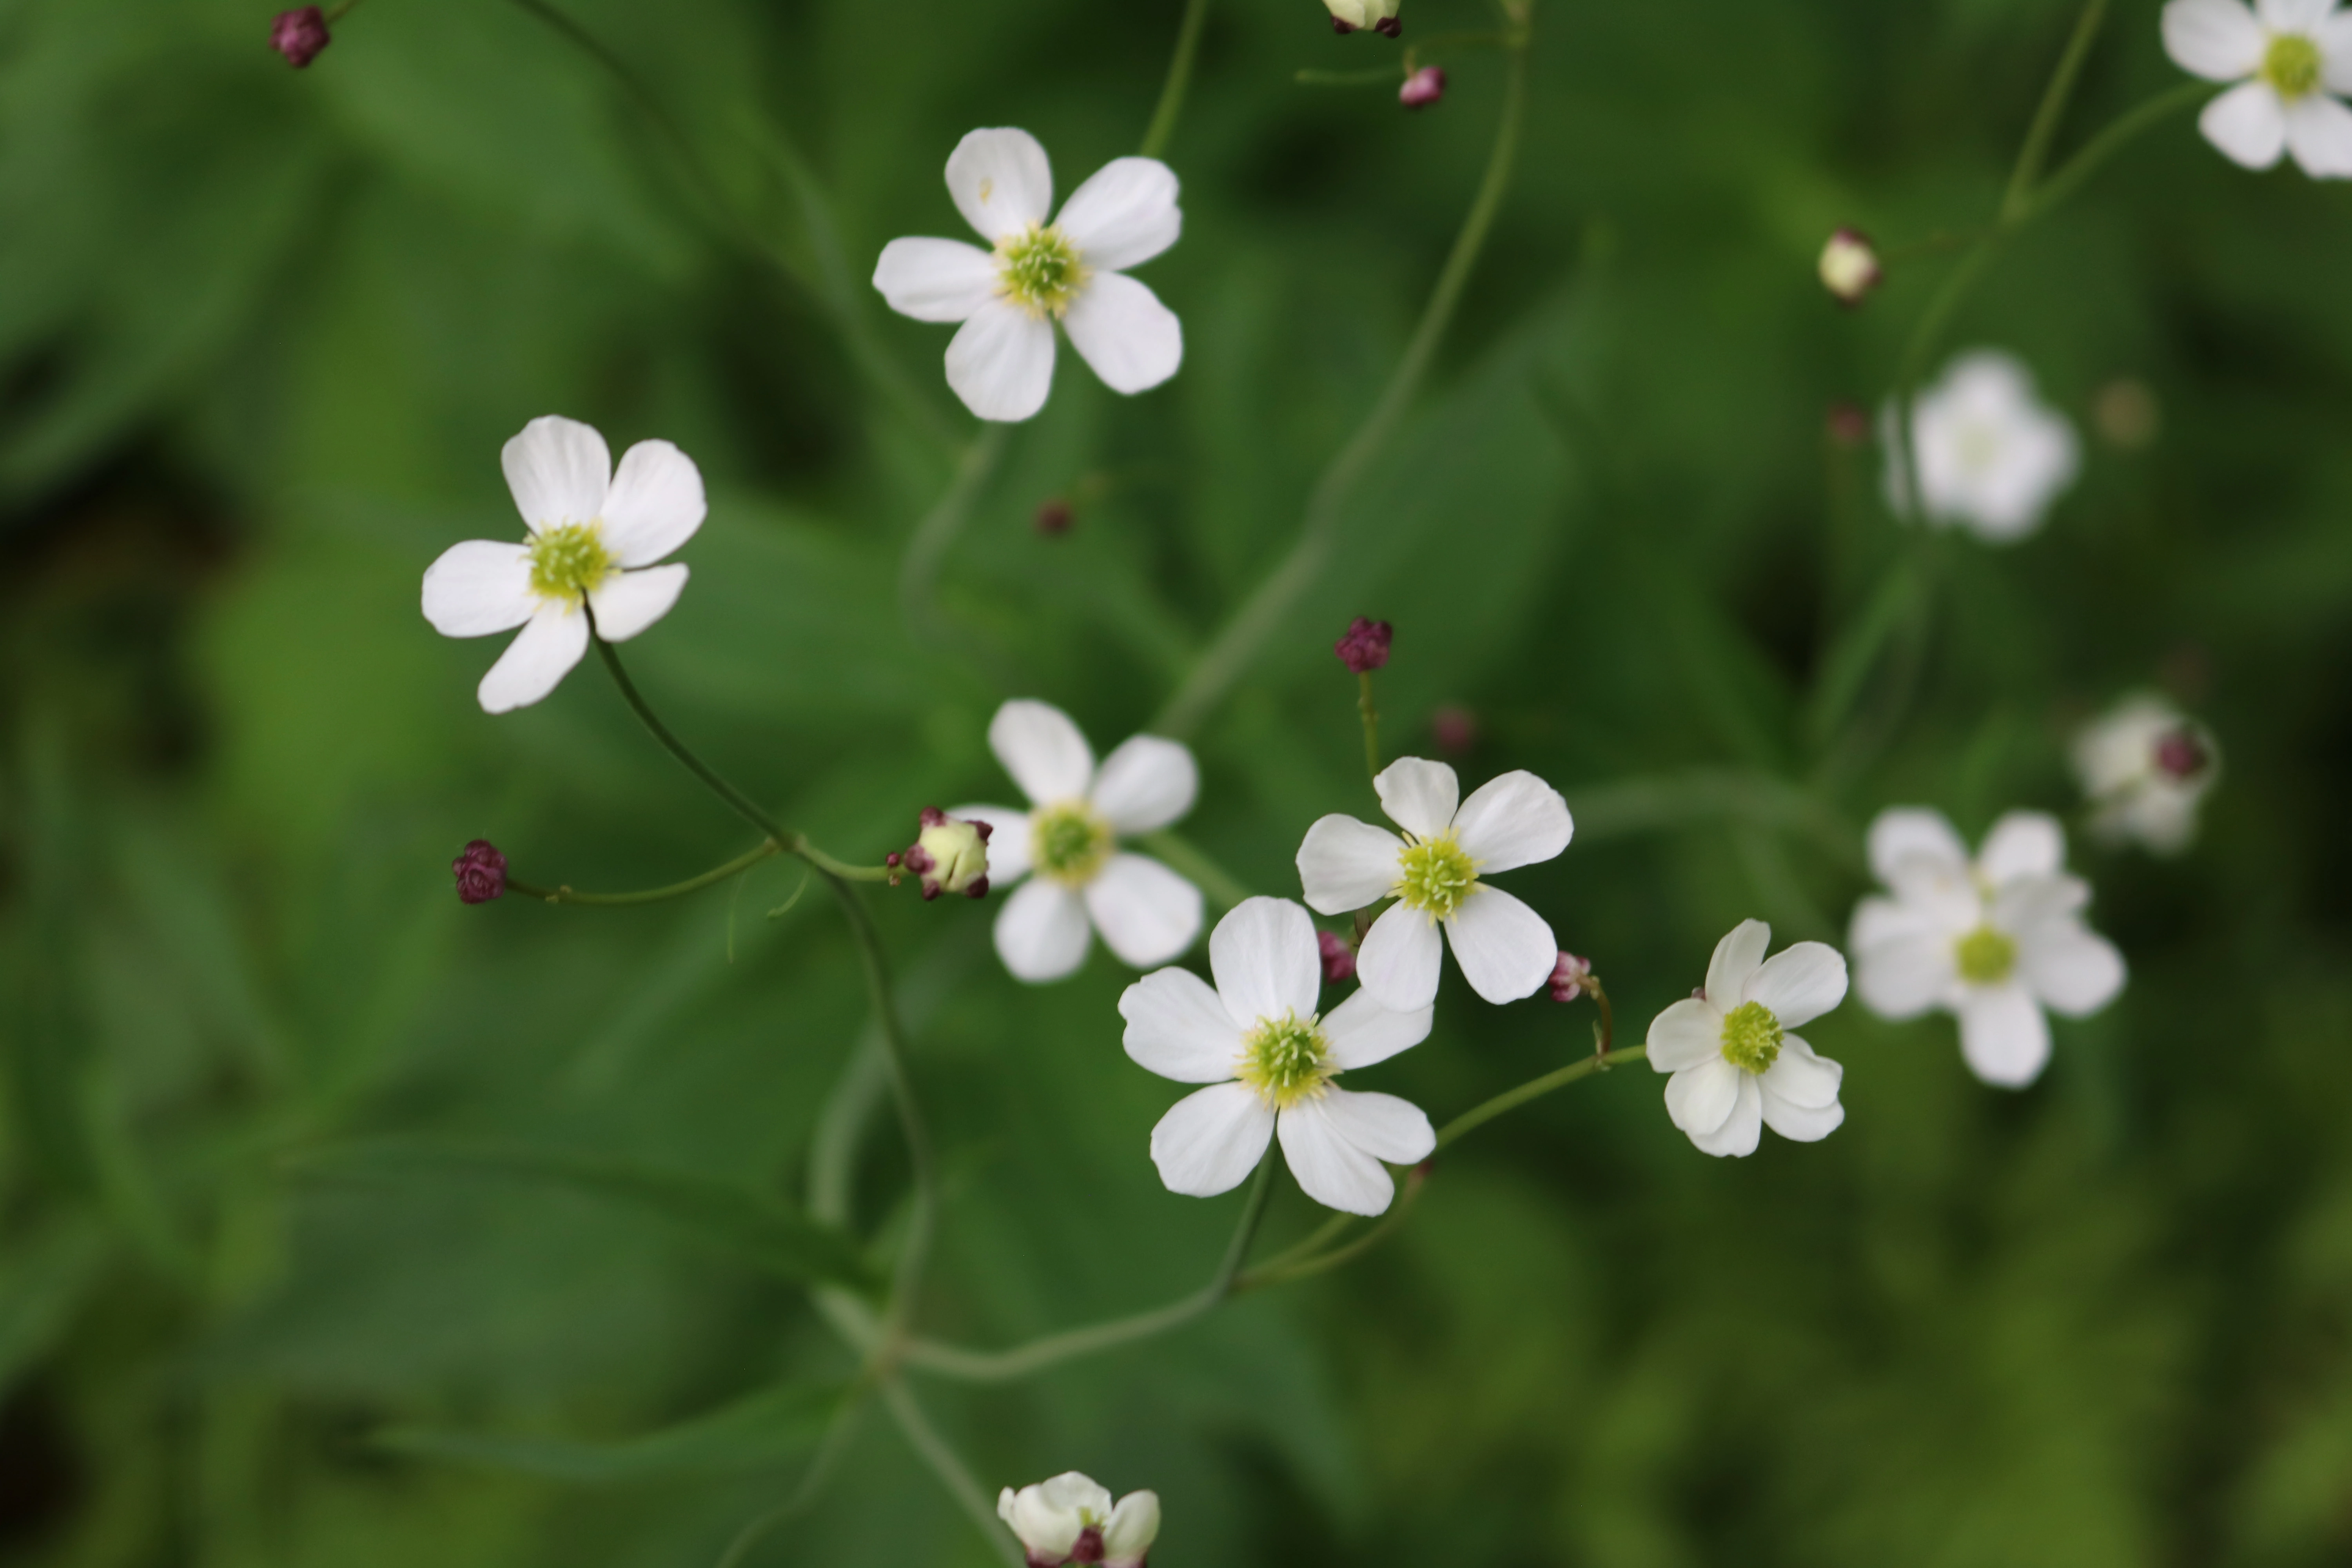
[2073,692,2222,855]
[2163,0,2352,177]
[872,128,1183,423]
[1122,898,1436,1216]
[1296,758,1572,1010]
[421,416,705,714]
[1644,920,1849,1157]
[997,1473,1160,1568]
[1849,808,2127,1088]
[1882,351,2080,542]
[956,701,1202,983]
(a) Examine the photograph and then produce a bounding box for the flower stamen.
[1955,924,2019,985]
[995,223,1089,319]
[1394,832,1479,919]
[1030,800,1114,887]
[1719,1000,1784,1075]
[527,521,616,606]
[2263,33,2324,100]
[1236,1011,1334,1110]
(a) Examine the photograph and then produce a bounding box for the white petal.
[1003,1486,1086,1562]
[2021,926,2126,1017]
[501,415,610,532]
[945,301,1057,423]
[476,602,590,713]
[1688,1074,1764,1158]
[1977,811,2067,885]
[1760,1035,1842,1110]
[2162,0,2267,80]
[1277,1097,1397,1215]
[1449,770,1573,873]
[1296,816,1405,915]
[2329,15,2352,93]
[1664,1058,1740,1136]
[1088,733,1198,835]
[1062,272,1183,397]
[1103,1492,1161,1563]
[1704,920,1773,1011]
[599,440,706,566]
[1957,984,2052,1087]
[1149,1082,1274,1198]
[1646,996,1724,1072]
[2201,79,2291,167]
[1321,988,1433,1070]
[1054,156,1182,272]
[421,540,534,637]
[1375,757,1461,840]
[1867,807,1969,886]
[585,564,688,642]
[1742,941,1849,1030]
[2259,0,2334,30]
[1355,903,1443,1011]
[993,877,1092,983]
[988,699,1096,807]
[2283,90,2352,176]
[944,127,1053,241]
[1209,896,1321,1028]
[1120,967,1242,1083]
[1085,853,1204,968]
[1759,1082,1846,1143]
[1443,886,1558,1004]
[948,804,1032,883]
[1852,925,1960,1020]
[1316,1087,1435,1165]
[1991,873,2090,936]
[871,236,999,323]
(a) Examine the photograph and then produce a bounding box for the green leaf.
[377,1379,848,1482]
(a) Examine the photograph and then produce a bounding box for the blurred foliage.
[3,0,2352,1563]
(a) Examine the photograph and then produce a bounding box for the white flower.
[1849,808,2127,1088]
[997,1473,1159,1568]
[2072,692,2222,855]
[1122,897,1436,1216]
[1644,920,1849,1158]
[955,700,1203,983]
[1882,351,2080,542]
[420,416,705,714]
[1296,758,1573,1010]
[2163,0,2352,177]
[872,128,1183,423]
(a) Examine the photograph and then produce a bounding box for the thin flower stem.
[505,839,784,906]
[1238,1167,1425,1290]
[899,425,1012,646]
[1153,25,1532,739]
[1359,671,1383,783]
[2018,79,2210,222]
[712,1392,867,1568]
[2002,0,2109,222]
[1137,829,1256,912]
[878,1379,1023,1568]
[1140,0,1214,161]
[1436,1044,1647,1149]
[1296,66,1405,87]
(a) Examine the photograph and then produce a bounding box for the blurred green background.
[5,0,2352,1563]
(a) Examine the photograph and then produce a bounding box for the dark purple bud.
[270,6,331,67]
[965,876,990,899]
[452,840,507,904]
[1036,498,1074,536]
[1318,930,1358,985]
[1374,15,1403,35]
[1825,401,1871,448]
[886,851,902,868]
[1331,16,1357,32]
[1399,65,1445,107]
[1548,951,1591,1003]
[2155,728,2211,781]
[1432,704,1478,756]
[1334,616,1393,674]
[1071,1528,1106,1564]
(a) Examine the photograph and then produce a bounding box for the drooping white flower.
[2072,692,2222,855]
[956,701,1203,983]
[1122,897,1436,1216]
[872,128,1183,423]
[1849,808,2127,1088]
[997,1473,1159,1568]
[421,416,705,714]
[1296,758,1572,1010]
[1882,351,2080,542]
[2163,0,2352,178]
[1645,920,1849,1158]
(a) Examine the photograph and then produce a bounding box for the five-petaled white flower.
[1849,808,2127,1088]
[1882,350,2080,542]
[956,701,1203,983]
[2163,0,2352,178]
[421,416,705,714]
[1122,898,1436,1216]
[998,1473,1159,1568]
[1296,758,1573,1010]
[1645,920,1849,1158]
[873,128,1183,423]
[2073,692,2222,855]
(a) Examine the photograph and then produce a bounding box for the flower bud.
[1334,615,1392,673]
[902,808,991,900]
[1399,65,1446,108]
[452,840,507,904]
[270,6,332,67]
[1824,400,1871,448]
[1549,951,1592,1002]
[1431,704,1477,756]
[998,1475,1158,1568]
[1036,497,1074,536]
[1325,0,1401,35]
[1318,929,1359,984]
[2154,727,2211,782]
[1817,228,1880,307]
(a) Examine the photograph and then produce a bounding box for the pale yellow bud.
[1818,228,1881,307]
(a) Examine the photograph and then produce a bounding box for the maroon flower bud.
[452,839,507,904]
[1548,951,1591,1003]
[2154,728,2211,781]
[1825,401,1871,448]
[1331,16,1357,32]
[1318,930,1358,984]
[1374,15,1403,35]
[902,807,990,900]
[1399,65,1446,107]
[1334,616,1393,674]
[270,6,332,67]
[1431,704,1477,756]
[1036,497,1074,536]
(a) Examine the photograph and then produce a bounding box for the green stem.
[1358,671,1383,783]
[898,426,1011,645]
[506,839,784,906]
[1436,1045,1646,1149]
[2017,79,2210,222]
[1140,0,1213,160]
[1239,1167,1425,1290]
[1138,829,1256,912]
[2002,0,2108,221]
[1296,66,1403,87]
[1152,29,1531,739]
[878,1380,1022,1568]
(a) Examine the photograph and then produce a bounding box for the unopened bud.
[452,840,507,904]
[1825,400,1871,448]
[1431,704,1477,756]
[1334,615,1392,673]
[2154,728,2211,781]
[1399,65,1446,108]
[1035,497,1074,536]
[1817,228,1880,307]
[1318,930,1358,984]
[270,6,332,67]
[1325,0,1401,35]
[903,808,991,900]
[1548,951,1592,1002]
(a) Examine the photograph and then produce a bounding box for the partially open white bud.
[1818,228,1881,307]
[900,808,991,900]
[1324,0,1402,36]
[998,1474,1159,1567]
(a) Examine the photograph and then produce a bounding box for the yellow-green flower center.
[1955,924,2018,985]
[1394,832,1479,918]
[995,223,1088,318]
[1719,1000,1784,1076]
[2263,33,2324,100]
[1237,1011,1332,1109]
[1030,800,1113,887]
[528,521,616,604]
